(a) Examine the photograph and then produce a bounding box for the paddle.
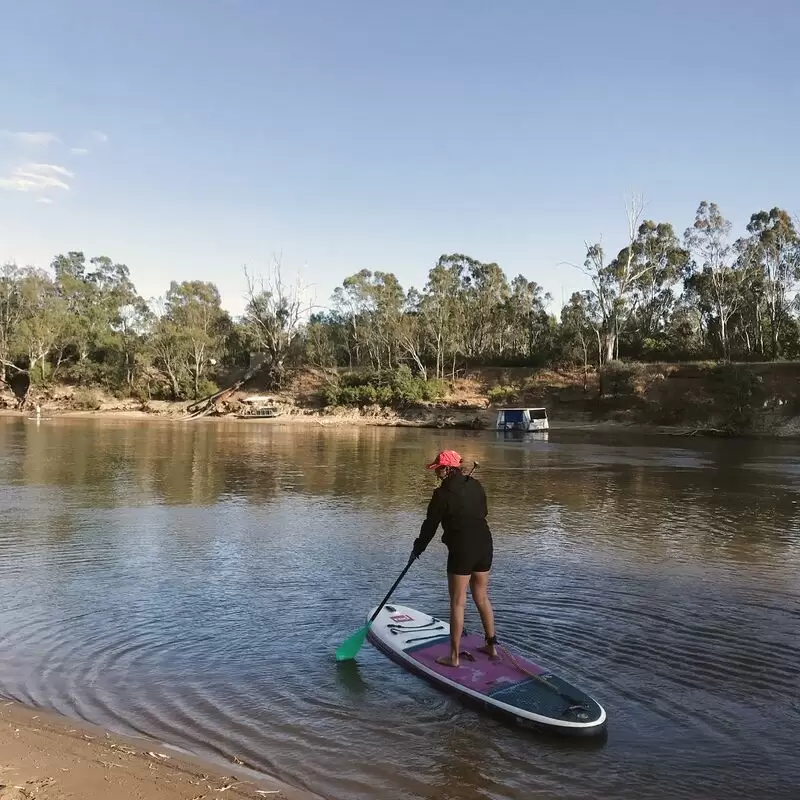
[335,459,475,662]
[499,646,589,711]
[335,558,416,661]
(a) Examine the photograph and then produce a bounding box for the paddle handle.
[368,559,415,623]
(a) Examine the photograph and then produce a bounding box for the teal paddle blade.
[335,623,370,661]
[335,558,415,662]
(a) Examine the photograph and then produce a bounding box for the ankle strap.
[485,635,498,646]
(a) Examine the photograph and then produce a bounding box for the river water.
[0,417,798,799]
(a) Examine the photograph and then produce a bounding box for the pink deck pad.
[408,633,546,695]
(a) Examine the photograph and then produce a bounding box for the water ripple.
[1,419,799,799]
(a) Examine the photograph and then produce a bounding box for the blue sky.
[1,0,798,315]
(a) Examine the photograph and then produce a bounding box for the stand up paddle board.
[367,603,607,736]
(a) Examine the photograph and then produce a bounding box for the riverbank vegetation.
[2,199,799,431]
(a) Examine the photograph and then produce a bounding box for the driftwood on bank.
[184,358,288,420]
[185,382,243,419]
[672,426,729,437]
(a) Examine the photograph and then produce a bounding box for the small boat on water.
[235,395,281,419]
[495,407,549,432]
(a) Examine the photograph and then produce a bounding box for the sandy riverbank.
[0,700,320,800]
[4,398,800,439]
[7,361,800,437]
[0,405,696,435]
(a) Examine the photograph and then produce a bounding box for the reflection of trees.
[508,437,800,570]
[2,419,799,569]
[11,420,270,506]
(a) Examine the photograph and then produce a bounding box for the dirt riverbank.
[5,361,800,438]
[0,700,320,800]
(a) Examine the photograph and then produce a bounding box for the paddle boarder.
[410,450,497,668]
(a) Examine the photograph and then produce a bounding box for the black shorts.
[446,539,493,576]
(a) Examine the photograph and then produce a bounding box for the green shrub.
[710,364,762,431]
[71,388,103,410]
[599,361,648,397]
[196,378,220,399]
[487,384,516,403]
[324,366,444,407]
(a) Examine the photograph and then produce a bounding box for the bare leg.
[470,571,497,658]
[436,573,469,667]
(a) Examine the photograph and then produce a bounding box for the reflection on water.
[0,417,799,799]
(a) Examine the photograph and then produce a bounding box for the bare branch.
[0,359,25,374]
[625,192,645,242]
[242,254,318,387]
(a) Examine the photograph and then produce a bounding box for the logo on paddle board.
[390,613,414,622]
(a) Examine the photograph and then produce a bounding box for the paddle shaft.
[500,646,586,708]
[365,461,475,625]
[365,462,475,627]
[368,559,415,624]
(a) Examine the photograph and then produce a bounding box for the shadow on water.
[333,660,370,695]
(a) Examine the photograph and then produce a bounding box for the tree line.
[0,253,305,402]
[1,199,799,403]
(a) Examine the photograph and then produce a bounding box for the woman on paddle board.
[410,450,497,668]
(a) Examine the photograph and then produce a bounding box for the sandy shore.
[0,406,709,437]
[0,700,321,800]
[5,405,799,439]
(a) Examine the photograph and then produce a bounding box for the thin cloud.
[0,162,74,193]
[36,197,54,204]
[89,130,109,144]
[71,147,90,156]
[1,130,60,147]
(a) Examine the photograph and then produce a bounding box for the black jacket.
[412,472,491,557]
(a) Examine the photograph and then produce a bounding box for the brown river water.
[0,417,798,799]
